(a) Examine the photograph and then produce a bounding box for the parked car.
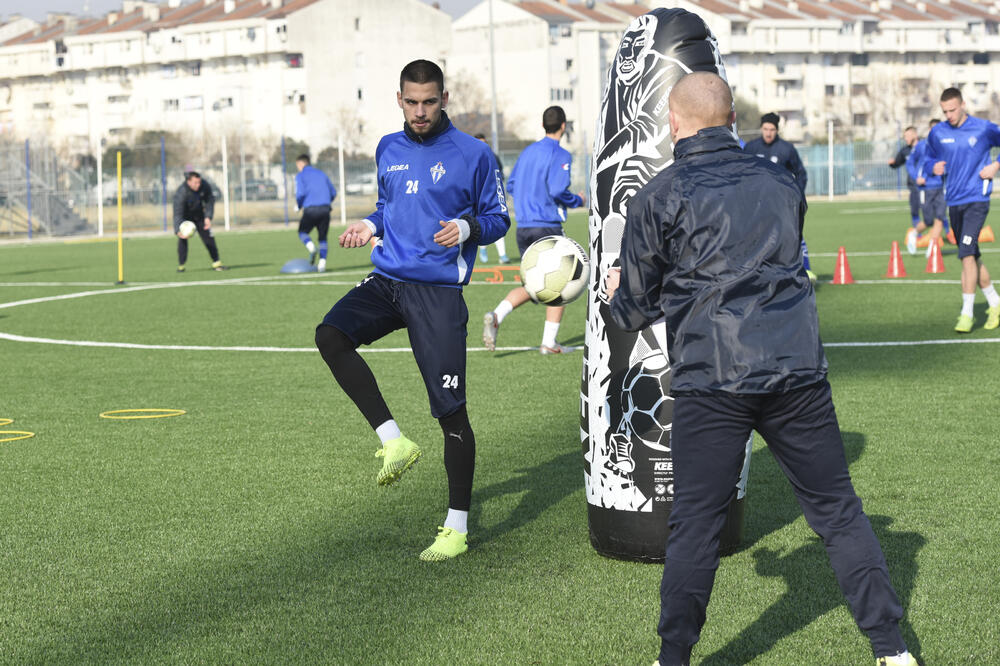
[346,173,377,195]
[242,178,278,200]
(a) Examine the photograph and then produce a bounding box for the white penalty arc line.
[1,330,998,352]
[0,332,540,353]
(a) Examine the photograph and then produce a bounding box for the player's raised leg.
[315,276,421,486]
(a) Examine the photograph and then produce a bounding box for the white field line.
[811,247,1000,258]
[1,275,998,352]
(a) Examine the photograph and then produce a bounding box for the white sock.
[444,509,468,533]
[495,238,507,257]
[317,258,326,272]
[375,420,402,444]
[982,284,1000,308]
[493,299,514,324]
[962,292,975,317]
[542,320,560,348]
[305,240,316,253]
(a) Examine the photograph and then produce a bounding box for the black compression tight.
[440,405,475,512]
[315,325,392,429]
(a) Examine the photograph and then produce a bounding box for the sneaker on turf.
[876,651,918,666]
[317,258,326,273]
[309,249,318,265]
[805,269,817,284]
[483,312,499,351]
[540,342,577,355]
[985,304,1000,330]
[212,260,228,271]
[177,265,186,273]
[419,526,468,561]
[375,436,421,486]
[905,229,918,255]
[955,313,974,333]
[479,247,489,263]
[499,255,511,264]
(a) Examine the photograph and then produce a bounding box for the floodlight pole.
[488,0,500,154]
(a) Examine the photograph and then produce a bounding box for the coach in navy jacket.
[605,71,915,666]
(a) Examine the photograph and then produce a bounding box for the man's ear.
[396,91,403,110]
[668,109,679,137]
[728,109,736,126]
[442,90,449,110]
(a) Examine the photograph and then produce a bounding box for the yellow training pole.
[116,151,124,284]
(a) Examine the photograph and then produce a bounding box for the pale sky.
[4,0,477,22]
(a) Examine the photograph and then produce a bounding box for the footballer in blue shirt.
[294,154,337,272]
[924,87,1000,332]
[314,60,510,561]
[483,106,587,354]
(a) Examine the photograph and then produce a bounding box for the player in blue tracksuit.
[744,112,815,281]
[888,126,920,227]
[903,121,948,256]
[483,106,587,354]
[923,87,1000,332]
[294,154,337,272]
[314,60,510,561]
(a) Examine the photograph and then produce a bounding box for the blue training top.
[906,139,943,190]
[295,164,337,208]
[365,114,510,287]
[506,136,583,228]
[924,114,1000,205]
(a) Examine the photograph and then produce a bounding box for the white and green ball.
[178,220,197,239]
[519,235,591,306]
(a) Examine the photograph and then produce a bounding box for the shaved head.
[668,71,735,141]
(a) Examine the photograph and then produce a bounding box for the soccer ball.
[519,235,590,305]
[619,354,673,452]
[178,220,197,239]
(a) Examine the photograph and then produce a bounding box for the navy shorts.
[920,188,947,225]
[318,273,468,418]
[516,225,563,256]
[949,201,989,259]
[908,185,920,220]
[298,205,331,239]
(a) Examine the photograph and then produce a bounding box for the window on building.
[950,53,968,65]
[561,25,572,38]
[182,96,203,111]
[247,27,256,42]
[825,85,836,96]
[566,58,573,70]
[357,88,363,101]
[107,95,129,104]
[853,113,869,126]
[163,98,179,111]
[550,88,574,102]
[851,84,868,96]
[33,102,51,110]
[354,17,360,31]
[286,53,303,68]
[189,61,201,76]
[904,52,918,65]
[161,64,176,78]
[213,97,234,111]
[850,53,869,67]
[732,22,747,36]
[973,52,990,65]
[776,62,786,74]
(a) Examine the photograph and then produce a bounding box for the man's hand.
[979,161,1000,180]
[339,221,374,248]
[203,217,212,230]
[577,191,588,208]
[604,268,621,302]
[434,220,461,248]
[916,176,926,186]
[933,160,947,176]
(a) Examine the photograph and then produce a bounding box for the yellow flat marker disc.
[0,431,34,443]
[99,409,186,420]
[0,418,12,427]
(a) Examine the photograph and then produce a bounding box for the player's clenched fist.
[339,221,373,248]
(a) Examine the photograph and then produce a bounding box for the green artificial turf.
[0,201,998,664]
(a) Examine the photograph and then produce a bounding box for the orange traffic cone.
[980,225,995,243]
[947,228,957,244]
[833,246,855,284]
[886,241,907,278]
[925,241,945,274]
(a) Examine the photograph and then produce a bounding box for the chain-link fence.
[0,134,945,240]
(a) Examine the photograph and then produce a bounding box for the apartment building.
[0,0,449,158]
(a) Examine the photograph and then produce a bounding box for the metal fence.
[0,135,931,240]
